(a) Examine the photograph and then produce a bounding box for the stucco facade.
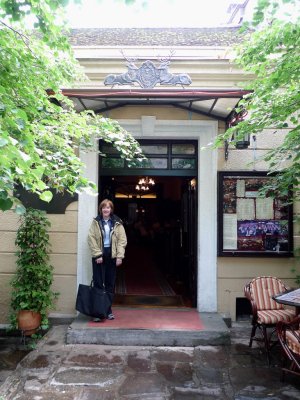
[0,27,298,325]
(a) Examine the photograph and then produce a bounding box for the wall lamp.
[233,132,251,149]
[225,108,250,160]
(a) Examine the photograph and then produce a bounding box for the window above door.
[99,139,198,177]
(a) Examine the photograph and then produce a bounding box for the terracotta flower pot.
[17,310,41,336]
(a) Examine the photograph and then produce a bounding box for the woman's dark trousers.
[92,248,116,316]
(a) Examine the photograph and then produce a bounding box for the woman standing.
[88,199,127,322]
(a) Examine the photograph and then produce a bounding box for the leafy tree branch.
[0,0,143,212]
[215,0,300,199]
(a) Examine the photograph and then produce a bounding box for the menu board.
[218,172,293,256]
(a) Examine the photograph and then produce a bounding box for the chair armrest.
[278,314,300,329]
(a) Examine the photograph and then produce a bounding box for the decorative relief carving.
[104,54,192,89]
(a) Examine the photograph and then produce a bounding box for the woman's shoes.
[93,314,115,322]
[93,317,105,322]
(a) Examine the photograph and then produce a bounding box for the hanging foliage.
[0,0,144,213]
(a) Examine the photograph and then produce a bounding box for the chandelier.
[135,177,155,191]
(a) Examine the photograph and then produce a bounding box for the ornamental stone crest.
[104,54,192,89]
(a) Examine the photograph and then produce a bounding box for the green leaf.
[39,190,53,202]
[0,197,13,211]
[0,138,8,147]
[0,103,6,115]
[31,167,45,180]
[15,204,26,215]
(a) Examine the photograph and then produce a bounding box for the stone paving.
[0,321,300,399]
[0,337,31,388]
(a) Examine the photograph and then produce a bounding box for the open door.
[99,175,198,308]
[181,178,198,307]
[98,139,198,308]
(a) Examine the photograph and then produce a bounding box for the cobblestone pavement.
[1,321,300,399]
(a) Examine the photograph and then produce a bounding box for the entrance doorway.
[99,175,197,308]
[78,119,218,313]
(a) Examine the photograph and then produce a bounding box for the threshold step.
[66,309,230,346]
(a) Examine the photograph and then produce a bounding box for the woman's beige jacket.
[87,215,127,259]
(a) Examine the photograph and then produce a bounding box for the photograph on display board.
[223,179,236,213]
[274,198,289,220]
[244,178,269,196]
[237,220,289,252]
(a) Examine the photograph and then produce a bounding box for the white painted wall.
[77,117,218,312]
[77,148,99,287]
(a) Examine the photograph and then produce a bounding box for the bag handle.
[90,263,106,289]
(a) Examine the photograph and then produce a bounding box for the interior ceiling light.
[136,177,155,191]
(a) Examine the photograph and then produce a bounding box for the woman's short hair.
[99,199,114,214]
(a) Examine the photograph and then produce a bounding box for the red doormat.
[88,308,204,331]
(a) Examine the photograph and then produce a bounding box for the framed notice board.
[218,171,293,257]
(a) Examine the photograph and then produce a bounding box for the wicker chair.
[244,276,295,364]
[277,315,300,380]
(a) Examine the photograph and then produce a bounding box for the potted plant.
[9,208,59,334]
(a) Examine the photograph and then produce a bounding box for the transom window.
[99,140,198,176]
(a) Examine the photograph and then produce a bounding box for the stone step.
[66,309,230,346]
